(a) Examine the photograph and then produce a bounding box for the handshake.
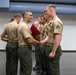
[38,41,45,47]
[37,36,48,47]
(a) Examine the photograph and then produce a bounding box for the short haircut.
[34,21,39,24]
[22,11,31,18]
[14,13,21,18]
[10,17,14,22]
[46,4,56,9]
[42,16,47,22]
[22,12,26,18]
[39,15,44,18]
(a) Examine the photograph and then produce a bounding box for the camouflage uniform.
[39,23,48,74]
[45,16,63,75]
[1,21,19,75]
[18,21,32,75]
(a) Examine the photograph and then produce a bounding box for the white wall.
[0,12,76,50]
[59,14,76,50]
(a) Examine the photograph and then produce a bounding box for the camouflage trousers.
[6,42,18,75]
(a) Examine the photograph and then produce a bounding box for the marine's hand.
[39,41,44,47]
[49,51,55,58]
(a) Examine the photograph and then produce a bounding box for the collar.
[52,16,58,21]
[22,21,28,25]
[12,21,17,24]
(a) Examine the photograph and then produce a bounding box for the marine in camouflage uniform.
[42,4,63,75]
[1,13,21,75]
[18,11,40,75]
[39,16,48,75]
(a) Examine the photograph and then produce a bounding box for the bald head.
[33,21,39,29]
[34,21,39,25]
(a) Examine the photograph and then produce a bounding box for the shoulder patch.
[56,25,60,29]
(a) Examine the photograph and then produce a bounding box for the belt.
[8,40,18,43]
[46,43,54,46]
[19,45,31,48]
